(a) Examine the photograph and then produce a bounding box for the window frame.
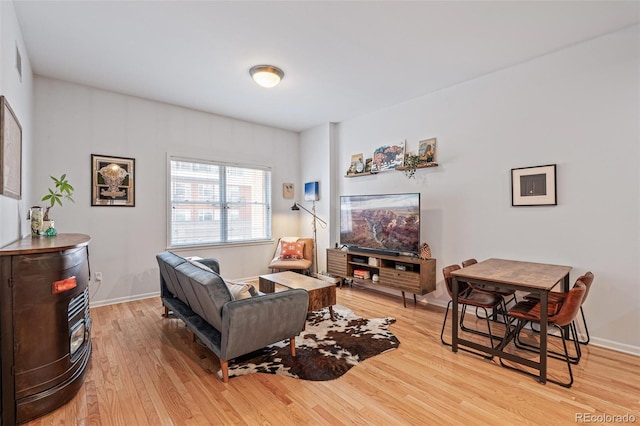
[167,155,272,249]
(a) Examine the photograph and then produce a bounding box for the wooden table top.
[259,271,335,291]
[451,258,571,290]
[0,233,91,256]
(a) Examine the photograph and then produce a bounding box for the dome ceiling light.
[250,65,284,88]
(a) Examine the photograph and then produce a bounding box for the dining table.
[450,258,572,384]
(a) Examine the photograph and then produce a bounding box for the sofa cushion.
[225,280,253,300]
[280,240,305,260]
[188,258,214,272]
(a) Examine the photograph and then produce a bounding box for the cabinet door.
[326,250,348,277]
[380,268,421,293]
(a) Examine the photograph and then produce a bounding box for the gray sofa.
[156,251,309,382]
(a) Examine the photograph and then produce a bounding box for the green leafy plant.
[41,174,75,221]
[403,154,421,179]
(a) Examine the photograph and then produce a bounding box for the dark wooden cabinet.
[0,234,92,424]
[326,248,436,306]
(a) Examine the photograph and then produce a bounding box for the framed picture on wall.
[372,141,405,172]
[511,164,557,206]
[91,154,135,206]
[282,183,294,199]
[0,96,22,199]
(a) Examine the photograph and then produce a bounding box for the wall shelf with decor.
[395,162,439,171]
[344,171,377,178]
[326,248,436,307]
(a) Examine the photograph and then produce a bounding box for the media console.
[326,248,436,307]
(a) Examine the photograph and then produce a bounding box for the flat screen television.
[340,193,420,256]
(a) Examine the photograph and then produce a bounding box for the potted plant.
[40,174,75,234]
[403,153,421,179]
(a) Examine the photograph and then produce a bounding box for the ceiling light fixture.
[250,65,284,88]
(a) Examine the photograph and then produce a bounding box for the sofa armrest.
[220,289,309,360]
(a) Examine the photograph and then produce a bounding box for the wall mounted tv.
[340,193,420,256]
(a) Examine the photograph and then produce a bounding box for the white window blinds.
[169,158,271,247]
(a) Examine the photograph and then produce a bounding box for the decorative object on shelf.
[372,273,380,282]
[372,140,405,172]
[364,158,373,173]
[419,242,432,260]
[0,96,22,200]
[418,138,437,164]
[367,257,379,267]
[282,182,294,199]
[29,206,43,237]
[403,153,421,179]
[91,154,135,207]
[347,153,364,175]
[511,164,557,206]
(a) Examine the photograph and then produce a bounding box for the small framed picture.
[282,183,294,199]
[364,158,373,173]
[511,164,557,206]
[350,153,364,174]
[418,138,436,163]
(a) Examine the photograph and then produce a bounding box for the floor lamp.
[291,201,327,275]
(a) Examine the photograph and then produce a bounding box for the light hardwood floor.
[26,286,639,425]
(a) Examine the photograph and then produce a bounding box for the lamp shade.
[250,65,284,88]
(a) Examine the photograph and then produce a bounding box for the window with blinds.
[169,158,271,247]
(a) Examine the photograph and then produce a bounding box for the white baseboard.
[89,291,160,308]
[589,337,640,357]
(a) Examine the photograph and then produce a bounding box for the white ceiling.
[13,1,640,132]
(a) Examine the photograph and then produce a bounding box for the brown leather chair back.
[461,258,477,268]
[551,281,586,327]
[443,265,467,299]
[578,271,594,305]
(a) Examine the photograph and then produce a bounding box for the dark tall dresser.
[0,233,92,424]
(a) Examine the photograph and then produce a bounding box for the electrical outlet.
[94,272,102,282]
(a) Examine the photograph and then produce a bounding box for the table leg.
[452,277,459,353]
[329,306,334,321]
[539,290,548,384]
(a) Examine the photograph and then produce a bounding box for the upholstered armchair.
[268,237,314,275]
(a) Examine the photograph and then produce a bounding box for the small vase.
[29,207,43,237]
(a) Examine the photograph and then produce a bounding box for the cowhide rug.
[219,304,399,381]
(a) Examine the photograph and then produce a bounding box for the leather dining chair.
[500,280,587,388]
[523,271,594,346]
[462,258,518,320]
[440,264,508,360]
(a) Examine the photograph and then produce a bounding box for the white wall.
[32,77,300,306]
[298,123,333,274]
[330,26,639,353]
[0,0,33,247]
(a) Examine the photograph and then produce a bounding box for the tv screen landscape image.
[340,193,420,255]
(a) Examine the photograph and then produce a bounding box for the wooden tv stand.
[326,248,436,307]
